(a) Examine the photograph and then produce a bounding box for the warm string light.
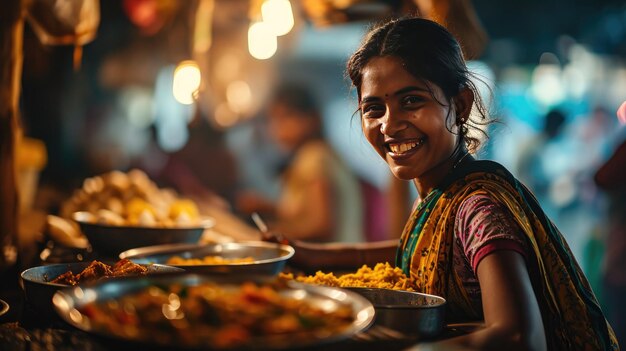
[261,0,294,36]
[248,21,277,60]
[172,61,201,105]
[248,0,294,60]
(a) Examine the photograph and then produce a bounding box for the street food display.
[60,169,201,228]
[165,255,255,265]
[50,259,147,285]
[281,262,416,291]
[76,281,357,349]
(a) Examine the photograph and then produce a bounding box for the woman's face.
[359,56,460,184]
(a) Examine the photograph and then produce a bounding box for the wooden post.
[0,0,24,271]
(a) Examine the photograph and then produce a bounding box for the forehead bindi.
[361,60,427,101]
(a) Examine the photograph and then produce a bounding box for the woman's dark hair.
[346,17,492,153]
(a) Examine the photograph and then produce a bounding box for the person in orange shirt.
[237,83,365,243]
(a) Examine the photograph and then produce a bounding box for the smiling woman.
[266,17,620,351]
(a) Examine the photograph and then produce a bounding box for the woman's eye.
[361,104,384,117]
[402,95,424,106]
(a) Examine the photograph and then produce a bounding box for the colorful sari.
[396,159,619,350]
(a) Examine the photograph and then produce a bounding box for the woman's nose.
[380,110,406,136]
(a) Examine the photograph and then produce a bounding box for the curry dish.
[79,281,355,349]
[281,262,416,291]
[165,255,255,265]
[50,259,147,285]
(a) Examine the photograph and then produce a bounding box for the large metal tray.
[119,241,294,275]
[52,274,375,350]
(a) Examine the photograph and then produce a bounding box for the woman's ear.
[454,87,474,123]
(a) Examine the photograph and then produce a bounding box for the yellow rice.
[281,262,415,291]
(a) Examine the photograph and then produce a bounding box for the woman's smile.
[385,137,426,161]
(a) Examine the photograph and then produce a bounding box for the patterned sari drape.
[396,160,618,350]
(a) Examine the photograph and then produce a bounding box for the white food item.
[96,209,125,226]
[47,215,89,248]
[137,209,157,226]
[175,212,192,226]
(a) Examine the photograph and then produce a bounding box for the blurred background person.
[140,111,239,212]
[594,131,626,346]
[236,82,365,243]
[515,108,567,219]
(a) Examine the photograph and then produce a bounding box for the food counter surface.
[0,282,477,351]
[0,322,417,351]
[0,290,416,351]
[0,228,478,351]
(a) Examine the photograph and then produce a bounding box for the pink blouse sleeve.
[455,194,528,273]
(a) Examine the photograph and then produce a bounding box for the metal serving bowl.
[346,287,446,338]
[119,241,295,276]
[20,261,183,317]
[72,211,214,257]
[52,274,375,350]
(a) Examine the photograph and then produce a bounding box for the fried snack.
[166,255,255,265]
[281,262,416,291]
[111,258,150,276]
[50,259,148,285]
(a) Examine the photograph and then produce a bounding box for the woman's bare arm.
[416,250,546,351]
[285,239,399,272]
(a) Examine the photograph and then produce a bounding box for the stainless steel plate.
[119,242,294,276]
[73,211,214,257]
[53,274,375,350]
[346,287,446,338]
[20,262,183,317]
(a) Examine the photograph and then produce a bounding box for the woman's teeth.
[389,140,422,154]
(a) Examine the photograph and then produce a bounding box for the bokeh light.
[261,0,294,36]
[248,21,277,60]
[530,63,565,108]
[226,80,252,114]
[154,65,193,152]
[618,101,626,125]
[172,61,201,105]
[214,102,239,128]
[120,87,154,128]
